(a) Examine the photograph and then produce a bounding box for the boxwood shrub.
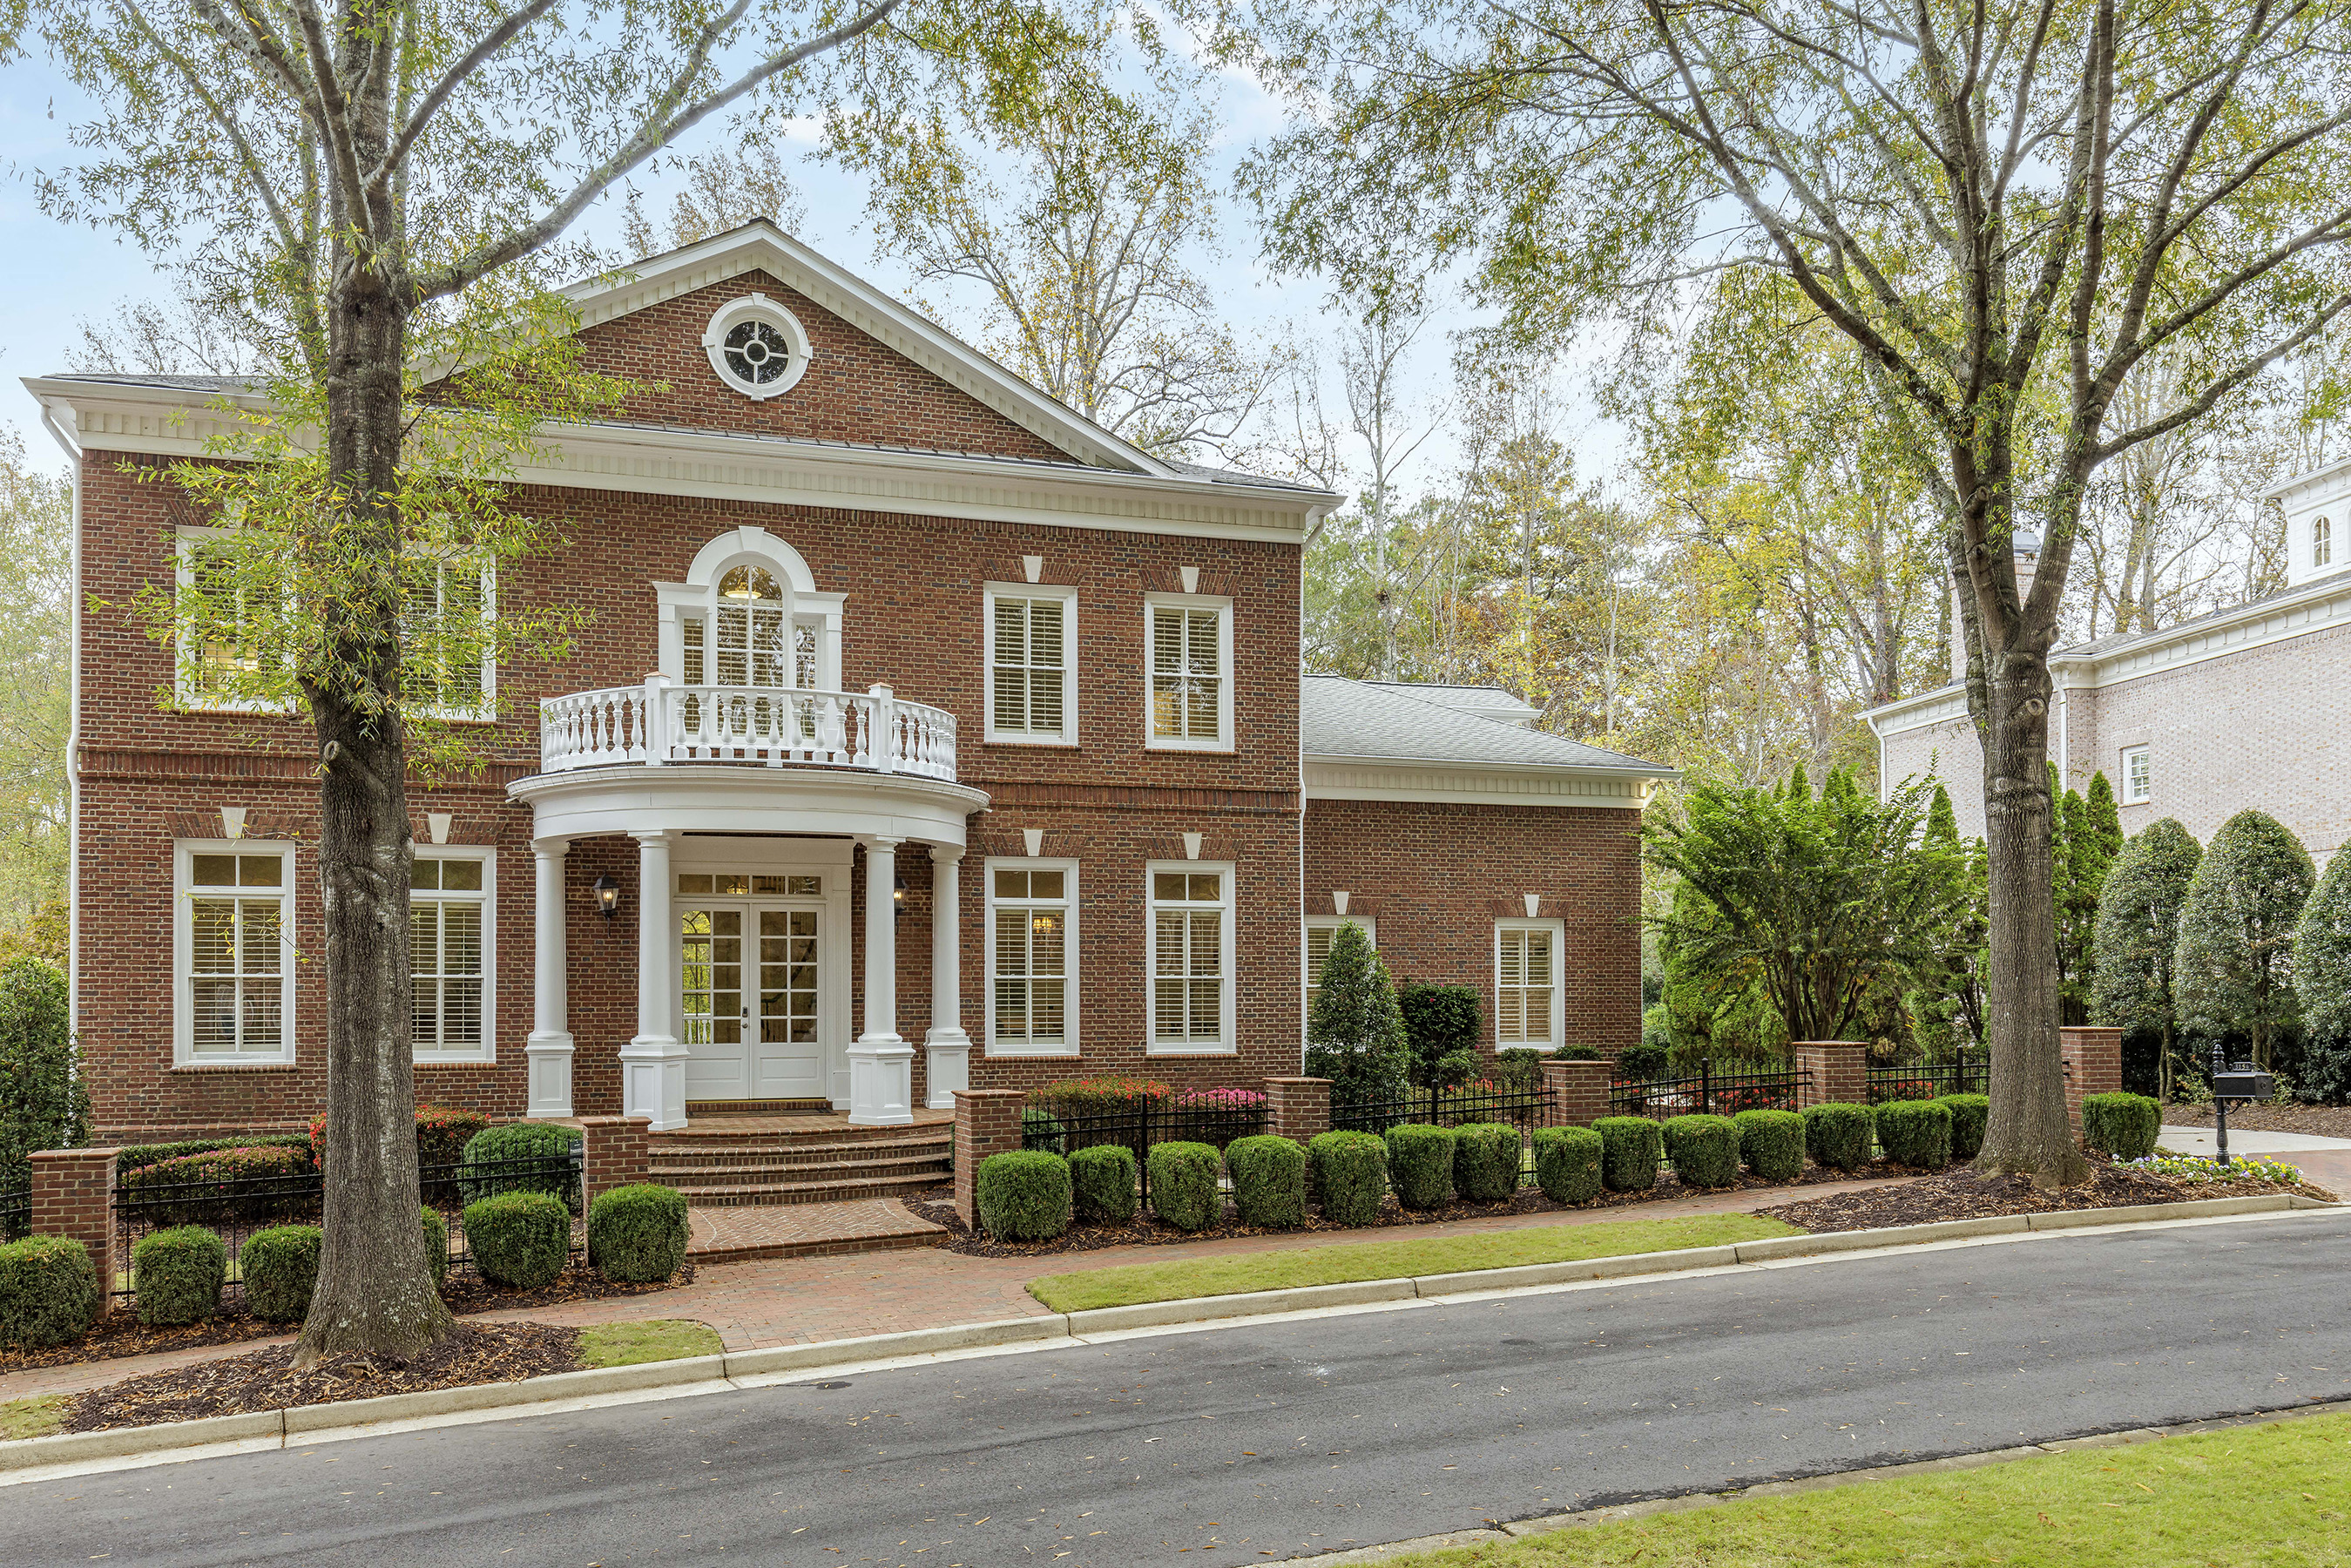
[422,1206,449,1288]
[1384,1124,1457,1209]
[116,1133,314,1179]
[463,1191,571,1289]
[239,1224,322,1323]
[1733,1109,1807,1181]
[1594,1117,1663,1193]
[458,1123,584,1210]
[976,1151,1072,1240]
[1021,1106,1067,1155]
[0,1234,99,1348]
[587,1183,690,1282]
[117,1144,313,1227]
[1307,1131,1388,1226]
[1938,1094,1990,1162]
[2082,1092,2162,1159]
[1803,1103,1876,1172]
[1226,1136,1307,1229]
[1146,1141,1222,1232]
[1530,1126,1603,1205]
[1662,1114,1742,1189]
[1875,1098,1954,1169]
[1068,1144,1139,1224]
[1450,1123,1523,1204]
[133,1225,226,1326]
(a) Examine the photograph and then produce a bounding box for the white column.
[848,836,914,1125]
[621,829,688,1131]
[924,846,970,1110]
[524,836,575,1118]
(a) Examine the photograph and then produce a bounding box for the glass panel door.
[681,907,747,1100]
[753,908,825,1098]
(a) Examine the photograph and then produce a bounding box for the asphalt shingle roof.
[1300,674,1669,774]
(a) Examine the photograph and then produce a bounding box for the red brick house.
[30,221,1669,1143]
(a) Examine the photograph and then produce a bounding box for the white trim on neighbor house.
[410,844,497,1065]
[983,857,1079,1058]
[983,583,1078,747]
[172,839,298,1067]
[1493,917,1567,1050]
[1301,758,1659,808]
[1144,860,1238,1056]
[1143,593,1235,754]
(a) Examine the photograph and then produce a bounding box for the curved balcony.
[539,676,956,781]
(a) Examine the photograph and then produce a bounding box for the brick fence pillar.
[953,1089,1027,1230]
[579,1116,651,1211]
[2061,1029,2120,1143]
[1794,1042,1868,1108]
[30,1146,119,1281]
[1264,1078,1330,1146]
[1540,1060,1611,1127]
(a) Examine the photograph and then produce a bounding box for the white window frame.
[702,294,814,401]
[1493,918,1566,1050]
[1303,915,1376,1025]
[1142,593,1235,753]
[411,845,497,1064]
[1145,860,1238,1055]
[2314,516,2333,571]
[983,585,1078,746]
[172,524,287,713]
[173,839,297,1065]
[2121,745,2152,805]
[983,857,1079,1058]
[406,558,498,724]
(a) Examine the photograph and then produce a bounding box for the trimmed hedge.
[310,1105,492,1174]
[239,1225,322,1322]
[1662,1114,1742,1189]
[1594,1117,1663,1193]
[1147,1142,1222,1232]
[118,1144,312,1227]
[463,1191,571,1289]
[587,1184,689,1282]
[1384,1124,1458,1209]
[1531,1126,1603,1205]
[1451,1122,1523,1203]
[976,1151,1072,1240]
[1875,1098,1953,1169]
[422,1206,449,1288]
[1069,1144,1139,1224]
[1804,1103,1877,1172]
[1733,1109,1807,1181]
[2083,1092,2163,1159]
[0,1234,99,1348]
[1226,1136,1307,1229]
[133,1225,226,1326]
[1939,1094,1990,1162]
[1307,1131,1388,1226]
[457,1123,584,1210]
[115,1132,314,1179]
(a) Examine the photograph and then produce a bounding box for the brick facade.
[30,1146,118,1268]
[1794,1042,1868,1107]
[951,1089,1026,1228]
[2060,1026,2123,1140]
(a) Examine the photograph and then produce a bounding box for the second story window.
[1145,595,1233,751]
[2316,517,2334,571]
[986,586,1076,744]
[173,525,285,712]
[402,557,496,719]
[2122,745,2152,804]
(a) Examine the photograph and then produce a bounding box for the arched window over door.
[658,527,845,695]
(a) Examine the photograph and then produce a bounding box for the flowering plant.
[1169,1087,1267,1111]
[1030,1077,1172,1115]
[2123,1153,2303,1185]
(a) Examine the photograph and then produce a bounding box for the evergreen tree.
[1925,782,1959,846]
[2292,851,2351,1105]
[2174,810,2316,1072]
[2084,773,2124,865]
[1304,922,1410,1100]
[0,956,85,1189]
[2091,819,2202,1099]
[2049,767,2120,1027]
[1785,765,1811,802]
[1908,781,1988,1058]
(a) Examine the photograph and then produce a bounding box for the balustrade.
[539,679,956,781]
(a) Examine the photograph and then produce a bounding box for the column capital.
[531,835,571,855]
[927,843,964,863]
[860,834,906,851]
[629,828,677,847]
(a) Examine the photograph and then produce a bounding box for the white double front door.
[675,849,851,1104]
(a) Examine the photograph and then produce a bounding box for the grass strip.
[0,1396,64,1443]
[576,1319,723,1369]
[1373,1410,2351,1566]
[1027,1213,1796,1312]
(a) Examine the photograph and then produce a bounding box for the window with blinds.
[183,848,291,1059]
[1495,922,1560,1046]
[412,854,491,1058]
[988,591,1073,741]
[988,864,1074,1051]
[1147,599,1229,747]
[1149,868,1233,1050]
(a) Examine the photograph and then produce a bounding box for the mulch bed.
[61,1321,580,1433]
[2157,1103,2351,1139]
[1756,1155,2336,1233]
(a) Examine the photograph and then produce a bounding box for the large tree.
[2174,809,2314,1073]
[0,432,71,946]
[1218,0,2351,1185]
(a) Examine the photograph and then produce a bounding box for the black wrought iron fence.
[1020,1098,1271,1205]
[1608,1061,1807,1120]
[0,1181,30,1242]
[1329,1083,1553,1137]
[1867,1052,1987,1104]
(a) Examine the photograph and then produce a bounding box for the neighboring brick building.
[29,221,1671,1139]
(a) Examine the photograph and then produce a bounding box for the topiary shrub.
[1146,1141,1222,1232]
[1662,1114,1742,1189]
[133,1225,227,1326]
[1594,1117,1663,1193]
[0,1234,99,1348]
[1531,1126,1603,1205]
[1450,1122,1523,1203]
[976,1151,1072,1240]
[1021,1105,1067,1155]
[1874,1099,1953,1169]
[2082,1092,2163,1159]
[1803,1103,1876,1172]
[457,1122,584,1210]
[1307,1131,1388,1226]
[1733,1109,1806,1181]
[421,1206,449,1288]
[1939,1094,1990,1161]
[1384,1124,1457,1208]
[238,1224,322,1323]
[1307,924,1412,1101]
[463,1191,571,1289]
[1225,1136,1307,1229]
[588,1184,690,1282]
[1068,1144,1139,1224]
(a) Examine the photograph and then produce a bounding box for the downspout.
[39,396,85,1131]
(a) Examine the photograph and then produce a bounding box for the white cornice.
[1303,757,1660,808]
[2263,452,2351,504]
[1866,685,1971,738]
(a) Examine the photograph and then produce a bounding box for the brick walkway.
[687,1198,945,1261]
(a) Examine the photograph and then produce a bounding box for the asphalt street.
[9,1212,2348,1568]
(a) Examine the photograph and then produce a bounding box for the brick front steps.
[652,1119,953,1209]
[683,1198,948,1263]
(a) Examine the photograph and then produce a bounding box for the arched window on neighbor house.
[2317,516,2334,571]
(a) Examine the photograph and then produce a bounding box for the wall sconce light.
[893,873,908,920]
[592,875,622,919]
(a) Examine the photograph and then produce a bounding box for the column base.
[922,1027,971,1111]
[620,1035,690,1132]
[848,1035,916,1126]
[524,1033,576,1119]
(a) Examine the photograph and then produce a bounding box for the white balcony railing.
[540,677,956,781]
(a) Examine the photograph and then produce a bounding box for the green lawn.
[1027,1213,1795,1313]
[0,1396,64,1443]
[1374,1411,2351,1566]
[576,1319,723,1368]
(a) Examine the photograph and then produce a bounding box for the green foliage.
[1426,1049,1480,1092]
[1530,1126,1604,1204]
[1225,1136,1307,1228]
[976,1152,1073,1240]
[239,1225,322,1323]
[1594,1117,1663,1193]
[1021,1105,1067,1154]
[1450,1122,1523,1203]
[0,1235,98,1348]
[133,1225,227,1326]
[2093,820,2204,1098]
[1615,1041,1669,1081]
[1398,983,1483,1086]
[1939,1094,1990,1161]
[457,1123,584,1210]
[421,1207,449,1289]
[1307,1131,1388,1225]
[1873,1099,1953,1169]
[1146,1142,1222,1232]
[1658,880,1786,1064]
[1732,1109,1806,1180]
[1383,1124,1457,1208]
[463,1192,572,1289]
[1030,1078,1170,1117]
[1306,923,1411,1100]
[2081,1094,2162,1159]
[1068,1144,1140,1224]
[1491,1047,1550,1092]
[2174,811,2316,1071]
[117,1133,314,1178]
[2051,767,2125,1028]
[587,1185,689,1283]
[118,1145,311,1227]
[0,436,70,943]
[1803,1104,1876,1172]
[0,957,84,1191]
[1661,1114,1741,1188]
[2292,851,2351,1105]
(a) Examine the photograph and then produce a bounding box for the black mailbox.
[2212,1062,2274,1102]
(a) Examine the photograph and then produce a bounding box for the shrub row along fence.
[1608,1061,1807,1120]
[1023,1098,1270,1206]
[1866,1052,1989,1103]
[1329,1084,1551,1138]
